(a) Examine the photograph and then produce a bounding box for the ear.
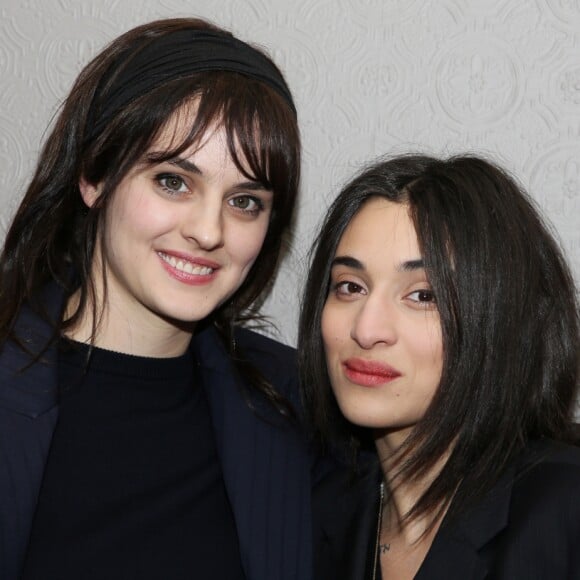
[79,177,102,208]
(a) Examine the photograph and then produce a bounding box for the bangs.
[140,72,298,200]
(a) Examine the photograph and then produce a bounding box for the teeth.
[159,252,214,275]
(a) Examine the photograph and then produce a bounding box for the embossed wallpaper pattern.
[1,0,579,413]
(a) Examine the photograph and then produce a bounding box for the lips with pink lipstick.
[157,251,220,285]
[343,357,401,387]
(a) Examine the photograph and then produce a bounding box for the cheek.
[321,302,344,355]
[320,304,332,349]
[228,220,270,268]
[321,305,345,398]
[427,324,443,368]
[414,321,443,380]
[108,191,170,238]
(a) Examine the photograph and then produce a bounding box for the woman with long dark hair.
[300,155,580,579]
[0,18,310,580]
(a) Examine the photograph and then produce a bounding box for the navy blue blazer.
[0,286,313,580]
[314,440,580,579]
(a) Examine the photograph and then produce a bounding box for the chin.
[154,304,216,327]
[338,406,388,430]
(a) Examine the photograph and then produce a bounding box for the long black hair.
[300,154,579,522]
[1,18,300,414]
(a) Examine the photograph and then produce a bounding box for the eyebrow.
[169,157,202,175]
[331,256,364,270]
[398,259,424,272]
[331,255,425,272]
[167,157,271,192]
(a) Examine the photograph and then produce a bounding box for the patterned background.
[1,1,579,409]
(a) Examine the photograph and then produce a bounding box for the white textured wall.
[1,0,579,363]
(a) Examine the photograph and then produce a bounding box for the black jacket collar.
[315,454,517,580]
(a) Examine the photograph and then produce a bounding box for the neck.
[374,431,449,545]
[64,289,194,358]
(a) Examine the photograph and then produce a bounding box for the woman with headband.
[300,155,580,579]
[0,18,309,580]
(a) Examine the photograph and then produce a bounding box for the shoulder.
[234,327,297,382]
[510,440,580,516]
[235,326,296,364]
[515,439,580,494]
[193,324,296,377]
[232,327,303,416]
[435,441,580,578]
[479,441,580,577]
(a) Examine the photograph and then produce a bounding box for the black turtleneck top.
[22,340,245,580]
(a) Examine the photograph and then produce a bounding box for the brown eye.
[417,290,434,302]
[335,281,365,296]
[407,289,437,308]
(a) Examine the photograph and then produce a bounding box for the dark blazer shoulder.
[512,439,580,511]
[234,327,300,406]
[235,327,296,370]
[509,440,580,530]
[474,441,580,579]
[449,440,580,580]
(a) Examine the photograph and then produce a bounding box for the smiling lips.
[343,358,401,386]
[157,251,220,285]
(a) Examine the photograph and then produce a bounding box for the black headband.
[86,29,296,140]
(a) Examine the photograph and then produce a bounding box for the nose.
[183,198,224,250]
[350,295,397,349]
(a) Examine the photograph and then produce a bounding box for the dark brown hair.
[0,18,300,414]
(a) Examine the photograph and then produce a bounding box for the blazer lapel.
[192,327,312,580]
[416,532,487,580]
[0,294,61,580]
[417,464,515,580]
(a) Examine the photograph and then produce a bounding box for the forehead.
[336,198,420,260]
[148,103,255,173]
[151,100,216,150]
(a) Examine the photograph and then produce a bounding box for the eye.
[333,280,366,298]
[228,195,264,216]
[156,173,189,195]
[406,289,436,308]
